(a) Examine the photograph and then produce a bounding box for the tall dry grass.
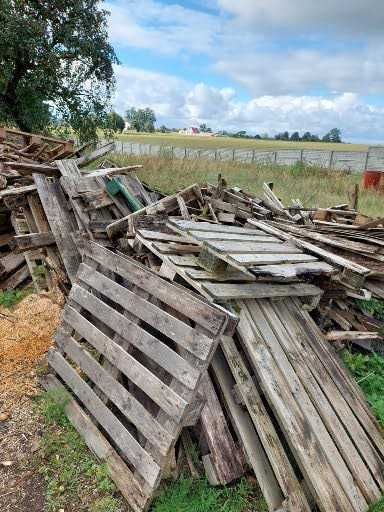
[106,153,383,217]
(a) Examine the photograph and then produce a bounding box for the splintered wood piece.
[13,232,55,252]
[202,282,322,300]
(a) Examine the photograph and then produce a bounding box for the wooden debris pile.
[2,147,383,511]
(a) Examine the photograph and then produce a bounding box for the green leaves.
[0,0,118,142]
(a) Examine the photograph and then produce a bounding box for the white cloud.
[106,0,219,55]
[113,65,384,142]
[215,47,384,96]
[217,0,384,36]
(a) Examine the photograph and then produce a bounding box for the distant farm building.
[179,127,200,135]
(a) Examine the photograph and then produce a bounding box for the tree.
[302,131,312,142]
[159,124,169,133]
[106,112,125,133]
[126,107,156,132]
[0,0,118,141]
[290,131,300,141]
[323,128,342,143]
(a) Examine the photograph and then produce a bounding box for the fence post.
[171,146,174,159]
[215,150,218,160]
[274,152,277,163]
[232,149,236,161]
[364,150,369,171]
[130,143,133,155]
[300,149,304,163]
[251,149,255,163]
[329,151,334,169]
[184,147,187,159]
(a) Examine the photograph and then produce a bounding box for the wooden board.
[235,297,384,512]
[48,241,236,511]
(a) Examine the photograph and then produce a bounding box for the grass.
[117,132,368,152]
[35,389,124,512]
[356,299,384,322]
[151,476,266,512]
[341,350,384,427]
[369,496,384,512]
[0,288,31,308]
[106,153,384,217]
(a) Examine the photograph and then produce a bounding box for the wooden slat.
[62,305,187,421]
[236,303,364,512]
[81,241,232,337]
[207,240,297,254]
[70,284,200,390]
[168,219,260,235]
[41,374,150,512]
[77,263,215,361]
[250,261,336,279]
[13,231,55,251]
[188,230,277,242]
[33,174,81,282]
[55,331,174,456]
[202,282,322,300]
[48,349,162,488]
[229,253,318,266]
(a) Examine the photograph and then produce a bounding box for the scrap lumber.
[48,241,236,511]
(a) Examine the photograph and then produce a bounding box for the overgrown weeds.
[342,351,384,426]
[0,288,31,308]
[103,153,383,217]
[152,476,265,512]
[35,390,124,511]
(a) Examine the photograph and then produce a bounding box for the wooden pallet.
[47,241,237,511]
[233,297,384,512]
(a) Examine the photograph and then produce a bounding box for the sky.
[106,0,384,143]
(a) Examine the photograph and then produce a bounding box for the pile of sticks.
[1,137,384,512]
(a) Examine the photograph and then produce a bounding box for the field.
[117,132,369,152]
[108,153,384,217]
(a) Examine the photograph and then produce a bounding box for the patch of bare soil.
[0,293,63,511]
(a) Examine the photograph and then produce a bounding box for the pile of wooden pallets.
[2,147,384,511]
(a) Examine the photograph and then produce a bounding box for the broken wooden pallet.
[47,241,237,511]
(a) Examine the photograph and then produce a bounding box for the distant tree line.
[105,106,344,145]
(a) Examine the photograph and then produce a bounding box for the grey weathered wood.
[33,174,81,282]
[13,231,55,251]
[202,282,322,300]
[55,331,174,456]
[229,253,319,266]
[61,306,187,421]
[48,349,162,488]
[0,264,29,290]
[77,263,215,361]
[81,241,232,337]
[218,337,311,511]
[41,374,151,512]
[188,230,275,242]
[250,261,336,278]
[236,302,364,512]
[168,219,261,235]
[208,240,296,254]
[0,252,25,276]
[69,283,200,393]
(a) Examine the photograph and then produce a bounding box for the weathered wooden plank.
[202,282,322,300]
[55,331,174,456]
[166,254,200,267]
[184,268,254,282]
[212,349,288,511]
[13,231,55,251]
[250,261,336,278]
[77,263,215,361]
[33,174,81,282]
[207,240,297,254]
[0,263,29,290]
[0,252,25,276]
[62,305,187,421]
[0,184,36,198]
[48,349,162,488]
[168,219,260,235]
[70,284,200,390]
[229,253,318,266]
[236,303,364,512]
[137,229,190,243]
[218,337,311,511]
[41,374,151,512]
[81,241,232,337]
[188,230,276,242]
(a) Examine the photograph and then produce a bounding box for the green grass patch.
[356,299,384,322]
[0,288,30,308]
[151,477,265,512]
[36,390,123,512]
[342,350,384,426]
[369,496,384,511]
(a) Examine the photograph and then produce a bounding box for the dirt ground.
[0,293,63,511]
